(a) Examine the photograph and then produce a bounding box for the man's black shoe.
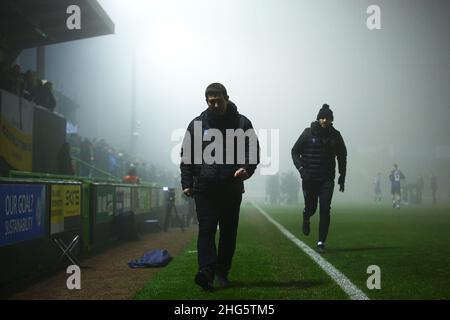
[302,219,310,236]
[195,270,214,292]
[317,242,325,254]
[215,274,232,287]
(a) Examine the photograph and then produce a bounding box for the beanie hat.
[316,104,334,121]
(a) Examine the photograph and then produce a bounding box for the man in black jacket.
[291,104,347,253]
[180,83,259,291]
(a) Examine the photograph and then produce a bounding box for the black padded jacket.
[180,101,260,193]
[291,121,347,182]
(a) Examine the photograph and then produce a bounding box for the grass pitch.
[135,202,450,300]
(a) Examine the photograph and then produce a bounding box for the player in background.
[389,164,405,209]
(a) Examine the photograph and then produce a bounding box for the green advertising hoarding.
[134,187,151,215]
[96,185,114,224]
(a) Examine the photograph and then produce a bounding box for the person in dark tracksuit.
[291,104,347,253]
[180,83,260,291]
[163,188,184,232]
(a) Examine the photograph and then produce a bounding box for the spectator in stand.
[22,70,38,101]
[93,139,108,176]
[122,164,140,184]
[107,148,119,177]
[58,142,75,175]
[79,138,93,177]
[34,80,56,112]
[116,150,125,177]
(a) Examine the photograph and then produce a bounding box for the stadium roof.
[0,0,115,50]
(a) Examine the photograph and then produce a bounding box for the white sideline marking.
[252,202,370,300]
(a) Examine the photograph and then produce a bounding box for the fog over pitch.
[18,0,449,200]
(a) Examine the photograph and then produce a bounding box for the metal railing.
[71,156,120,181]
[9,169,119,184]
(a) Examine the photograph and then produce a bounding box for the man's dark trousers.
[194,189,242,277]
[302,179,334,243]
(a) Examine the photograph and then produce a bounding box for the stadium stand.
[0,1,189,296]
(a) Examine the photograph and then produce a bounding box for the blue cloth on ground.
[128,249,172,268]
